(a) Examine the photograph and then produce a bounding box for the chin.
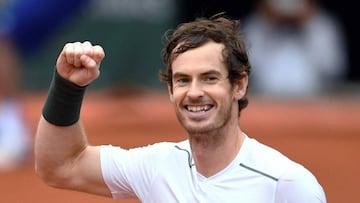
[183,122,214,135]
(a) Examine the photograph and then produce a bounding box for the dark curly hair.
[159,14,251,113]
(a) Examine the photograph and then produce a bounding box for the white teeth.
[187,105,211,112]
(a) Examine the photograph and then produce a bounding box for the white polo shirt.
[100,135,326,202]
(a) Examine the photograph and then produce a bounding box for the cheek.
[171,89,185,105]
[214,84,235,100]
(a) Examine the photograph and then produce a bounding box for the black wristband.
[42,69,87,126]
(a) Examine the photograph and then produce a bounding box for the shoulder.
[275,165,327,202]
[241,137,326,202]
[241,137,297,179]
[240,137,318,182]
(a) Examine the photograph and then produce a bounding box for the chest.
[142,162,278,203]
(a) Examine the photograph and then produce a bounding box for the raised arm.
[34,41,111,197]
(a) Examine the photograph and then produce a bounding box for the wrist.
[42,69,87,126]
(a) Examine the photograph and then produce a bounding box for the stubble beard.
[176,101,234,140]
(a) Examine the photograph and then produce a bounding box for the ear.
[233,74,249,101]
[168,85,174,102]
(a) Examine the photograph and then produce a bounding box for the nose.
[186,79,204,99]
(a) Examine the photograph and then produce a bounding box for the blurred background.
[0,0,359,203]
[1,0,359,91]
[0,0,176,90]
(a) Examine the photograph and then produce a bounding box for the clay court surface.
[0,90,359,203]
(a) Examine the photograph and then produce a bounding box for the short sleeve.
[100,143,174,200]
[100,145,137,199]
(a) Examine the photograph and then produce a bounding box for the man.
[35,15,326,202]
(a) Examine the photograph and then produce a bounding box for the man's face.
[169,41,245,135]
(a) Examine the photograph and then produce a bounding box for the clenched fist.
[56,41,105,87]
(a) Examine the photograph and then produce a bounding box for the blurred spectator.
[0,0,89,171]
[243,0,348,98]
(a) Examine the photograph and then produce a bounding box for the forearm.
[34,117,88,185]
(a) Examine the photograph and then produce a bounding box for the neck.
[189,126,245,177]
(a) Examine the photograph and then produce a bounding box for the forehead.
[171,41,227,76]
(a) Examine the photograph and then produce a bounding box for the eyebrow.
[173,72,189,79]
[173,70,223,78]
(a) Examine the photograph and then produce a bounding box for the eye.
[202,75,219,84]
[174,77,190,86]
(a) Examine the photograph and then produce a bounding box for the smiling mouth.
[185,105,213,113]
